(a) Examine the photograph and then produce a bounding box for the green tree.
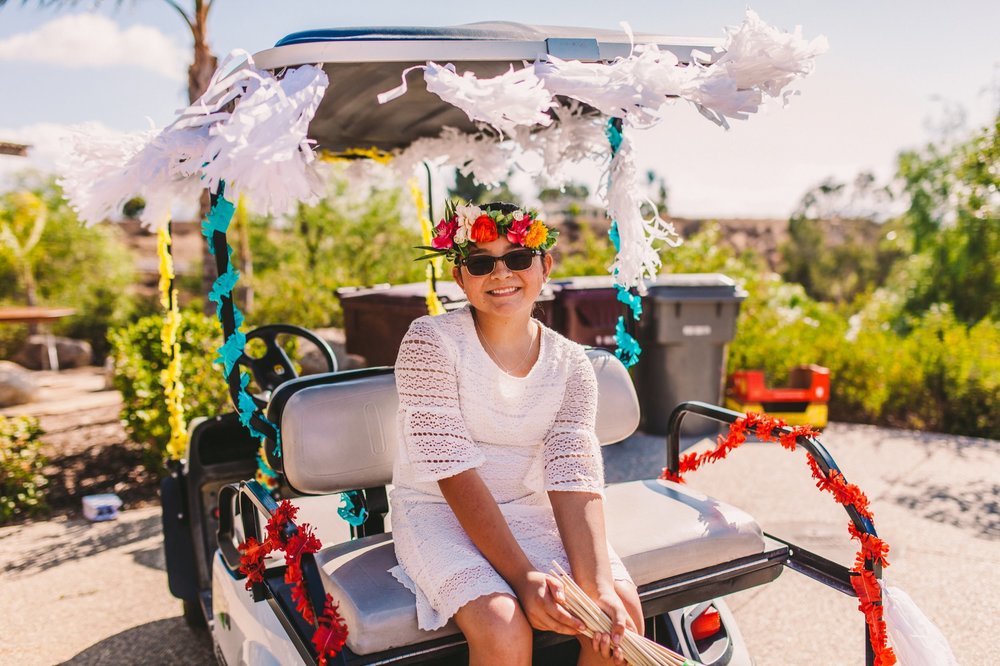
[0,191,46,307]
[449,169,516,204]
[0,179,137,360]
[781,174,901,304]
[1,0,226,309]
[539,182,590,203]
[250,175,426,329]
[895,111,1000,323]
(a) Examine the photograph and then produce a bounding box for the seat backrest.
[267,348,639,495]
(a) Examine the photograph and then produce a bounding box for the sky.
[1,0,998,219]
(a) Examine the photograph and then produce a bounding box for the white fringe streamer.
[390,126,514,187]
[394,9,827,134]
[199,58,328,213]
[375,9,825,287]
[880,582,958,666]
[511,103,609,187]
[604,129,681,292]
[59,50,328,229]
[380,62,555,137]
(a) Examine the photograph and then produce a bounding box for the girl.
[389,201,642,665]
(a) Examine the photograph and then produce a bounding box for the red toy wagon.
[725,365,830,428]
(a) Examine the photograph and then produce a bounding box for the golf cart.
[129,18,897,666]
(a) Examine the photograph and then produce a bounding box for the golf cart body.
[157,21,879,666]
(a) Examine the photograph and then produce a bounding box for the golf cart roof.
[252,22,723,153]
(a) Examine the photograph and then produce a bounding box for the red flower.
[469,214,499,243]
[291,579,317,624]
[313,595,349,665]
[238,537,273,590]
[284,525,322,564]
[266,500,300,548]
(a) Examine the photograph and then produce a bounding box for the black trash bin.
[337,281,556,366]
[635,274,747,437]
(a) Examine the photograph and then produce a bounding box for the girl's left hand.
[587,585,635,664]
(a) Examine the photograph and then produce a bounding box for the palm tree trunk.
[187,3,222,314]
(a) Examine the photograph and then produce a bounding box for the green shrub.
[0,316,29,360]
[248,183,426,329]
[0,179,136,362]
[551,223,618,278]
[666,226,999,438]
[109,310,230,465]
[0,415,47,523]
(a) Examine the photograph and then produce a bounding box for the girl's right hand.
[513,571,586,636]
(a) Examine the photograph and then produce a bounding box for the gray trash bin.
[635,274,747,437]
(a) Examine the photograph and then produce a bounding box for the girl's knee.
[456,593,532,657]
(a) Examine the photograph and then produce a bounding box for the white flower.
[454,203,482,244]
[512,209,525,221]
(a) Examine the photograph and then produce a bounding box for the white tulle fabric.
[389,307,632,630]
[880,581,958,666]
[381,9,827,290]
[59,50,328,229]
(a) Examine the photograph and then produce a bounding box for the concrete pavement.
[1,421,996,664]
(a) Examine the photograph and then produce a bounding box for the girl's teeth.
[491,287,517,295]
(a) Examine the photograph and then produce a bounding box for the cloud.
[0,13,187,82]
[0,121,199,221]
[0,121,120,184]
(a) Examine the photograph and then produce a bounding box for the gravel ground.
[1,373,996,665]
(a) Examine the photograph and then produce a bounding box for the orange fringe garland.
[660,412,897,666]
[238,500,349,664]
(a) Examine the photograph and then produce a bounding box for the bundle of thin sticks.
[551,562,702,666]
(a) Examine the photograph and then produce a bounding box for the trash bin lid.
[647,273,747,302]
[549,275,618,291]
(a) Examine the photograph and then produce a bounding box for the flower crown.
[417,200,559,263]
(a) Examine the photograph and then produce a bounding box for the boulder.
[13,335,93,370]
[0,360,38,406]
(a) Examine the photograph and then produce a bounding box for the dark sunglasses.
[461,249,542,276]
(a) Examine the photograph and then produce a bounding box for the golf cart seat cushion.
[314,479,764,656]
[274,348,639,495]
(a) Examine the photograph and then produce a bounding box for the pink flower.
[506,215,531,245]
[432,217,457,249]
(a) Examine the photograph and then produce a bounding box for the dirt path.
[2,367,160,522]
[2,368,996,664]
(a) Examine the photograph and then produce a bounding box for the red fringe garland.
[660,412,897,666]
[238,500,349,663]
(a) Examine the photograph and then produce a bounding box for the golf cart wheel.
[183,597,208,630]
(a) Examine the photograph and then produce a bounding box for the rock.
[103,356,116,390]
[13,335,93,370]
[0,360,38,406]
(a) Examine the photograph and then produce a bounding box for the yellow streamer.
[319,147,394,164]
[157,226,188,460]
[409,179,446,316]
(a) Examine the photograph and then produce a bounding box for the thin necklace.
[473,315,537,376]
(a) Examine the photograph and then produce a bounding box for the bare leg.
[576,580,643,666]
[454,592,534,666]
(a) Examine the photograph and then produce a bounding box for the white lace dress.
[389,305,633,631]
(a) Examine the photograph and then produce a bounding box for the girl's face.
[453,236,552,320]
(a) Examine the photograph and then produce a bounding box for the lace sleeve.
[396,318,484,482]
[543,349,604,494]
